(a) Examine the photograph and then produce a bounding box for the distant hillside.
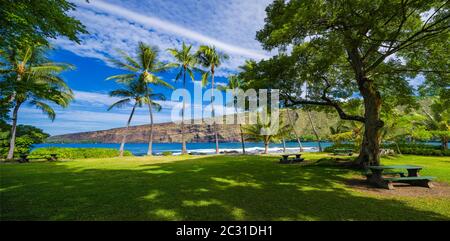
[46,110,339,143]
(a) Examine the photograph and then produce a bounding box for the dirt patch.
[347,176,450,198]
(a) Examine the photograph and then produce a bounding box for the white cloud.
[52,0,273,76]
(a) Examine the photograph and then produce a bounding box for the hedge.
[324,143,449,156]
[30,147,133,159]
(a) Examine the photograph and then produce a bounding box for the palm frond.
[108,98,131,111]
[29,100,56,121]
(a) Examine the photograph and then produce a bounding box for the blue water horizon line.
[34,141,330,156]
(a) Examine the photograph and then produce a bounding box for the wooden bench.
[333,148,353,156]
[384,176,435,190]
[279,153,304,164]
[18,153,58,163]
[367,165,435,190]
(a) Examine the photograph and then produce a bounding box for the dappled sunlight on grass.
[1,153,449,220]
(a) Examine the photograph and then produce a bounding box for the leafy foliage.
[30,147,133,159]
[0,120,49,158]
[0,0,87,48]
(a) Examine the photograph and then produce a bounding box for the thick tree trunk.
[6,101,22,160]
[307,111,322,152]
[264,142,269,154]
[357,80,384,167]
[119,103,137,157]
[147,101,154,156]
[442,136,448,150]
[211,67,219,154]
[181,69,187,154]
[287,108,303,152]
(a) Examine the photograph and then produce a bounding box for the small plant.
[162,151,173,156]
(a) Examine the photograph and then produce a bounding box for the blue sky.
[17,0,424,136]
[18,0,273,135]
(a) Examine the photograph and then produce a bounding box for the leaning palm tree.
[196,45,229,154]
[167,42,199,154]
[107,42,173,156]
[218,75,247,154]
[1,45,74,160]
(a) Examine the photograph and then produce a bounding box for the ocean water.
[33,142,333,156]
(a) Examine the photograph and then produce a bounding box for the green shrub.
[324,143,357,153]
[30,147,133,159]
[162,151,173,156]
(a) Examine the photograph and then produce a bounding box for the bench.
[279,153,304,164]
[367,165,435,190]
[333,148,353,156]
[384,176,435,190]
[364,170,405,177]
[18,153,58,163]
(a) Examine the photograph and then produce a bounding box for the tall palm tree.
[285,108,304,152]
[107,42,173,156]
[218,75,246,154]
[196,45,229,154]
[167,42,199,154]
[107,81,163,157]
[0,45,74,160]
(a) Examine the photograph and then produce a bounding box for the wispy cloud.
[53,0,272,76]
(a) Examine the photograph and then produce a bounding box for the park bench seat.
[384,176,435,182]
[363,171,405,177]
[383,176,435,189]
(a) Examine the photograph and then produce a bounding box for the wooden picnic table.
[366,165,435,189]
[279,153,304,164]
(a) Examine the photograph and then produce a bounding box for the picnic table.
[333,148,353,156]
[279,153,304,164]
[18,153,58,163]
[366,165,435,190]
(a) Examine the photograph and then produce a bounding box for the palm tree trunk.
[287,108,303,152]
[181,69,187,154]
[211,67,219,154]
[442,136,448,150]
[147,101,154,156]
[119,103,137,157]
[235,101,246,154]
[239,124,246,154]
[264,141,269,154]
[307,111,322,152]
[282,138,286,153]
[6,101,22,160]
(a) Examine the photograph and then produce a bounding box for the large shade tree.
[0,45,74,160]
[253,0,449,166]
[108,42,172,156]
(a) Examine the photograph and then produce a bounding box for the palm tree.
[242,115,291,154]
[196,45,229,154]
[285,108,304,152]
[107,81,163,157]
[422,99,449,150]
[167,42,199,154]
[0,45,74,160]
[218,75,247,154]
[107,42,173,156]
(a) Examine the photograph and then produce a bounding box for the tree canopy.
[0,0,88,48]
[245,0,449,166]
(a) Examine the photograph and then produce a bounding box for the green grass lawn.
[1,153,449,220]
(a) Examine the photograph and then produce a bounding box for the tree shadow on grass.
[0,155,448,220]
